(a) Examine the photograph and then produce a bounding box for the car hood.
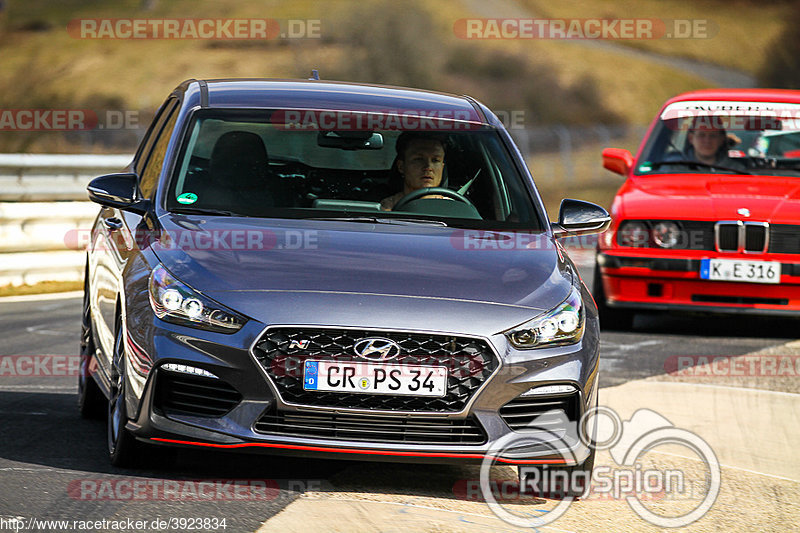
[620,174,800,222]
[149,215,574,331]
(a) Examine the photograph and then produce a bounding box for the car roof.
[177,78,487,124]
[664,88,800,106]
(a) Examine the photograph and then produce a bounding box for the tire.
[592,262,634,331]
[78,275,105,419]
[518,449,595,499]
[107,314,142,468]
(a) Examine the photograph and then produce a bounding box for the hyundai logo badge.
[353,338,401,361]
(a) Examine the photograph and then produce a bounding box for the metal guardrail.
[0,154,131,286]
[0,154,131,201]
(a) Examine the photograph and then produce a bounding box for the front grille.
[745,224,767,252]
[715,221,769,253]
[252,327,498,412]
[769,225,800,254]
[716,223,740,252]
[499,393,580,431]
[254,410,486,444]
[619,220,800,255]
[154,371,242,417]
[670,220,716,250]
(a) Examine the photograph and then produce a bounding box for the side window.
[134,97,175,176]
[138,101,179,199]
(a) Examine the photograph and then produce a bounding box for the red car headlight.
[617,221,650,247]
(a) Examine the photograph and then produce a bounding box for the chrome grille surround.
[714,220,769,254]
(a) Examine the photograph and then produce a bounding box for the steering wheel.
[392,187,473,211]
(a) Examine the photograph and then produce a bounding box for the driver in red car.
[683,120,745,169]
[381,132,448,211]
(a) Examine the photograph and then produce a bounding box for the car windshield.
[636,100,800,177]
[165,109,542,229]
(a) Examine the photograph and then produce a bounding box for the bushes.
[329,1,620,125]
[758,9,800,88]
[328,0,446,90]
[446,46,621,125]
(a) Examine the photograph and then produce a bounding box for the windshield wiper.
[376,217,448,227]
[649,160,751,175]
[306,215,449,227]
[170,207,241,216]
[305,216,384,222]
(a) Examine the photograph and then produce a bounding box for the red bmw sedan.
[596,89,800,328]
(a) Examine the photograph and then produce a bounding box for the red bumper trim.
[149,437,566,465]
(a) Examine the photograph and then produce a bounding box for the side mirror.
[552,198,611,236]
[87,173,148,213]
[602,148,633,176]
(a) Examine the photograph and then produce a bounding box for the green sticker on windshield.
[177,192,198,204]
[638,162,653,172]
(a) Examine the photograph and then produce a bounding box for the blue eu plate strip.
[304,360,319,390]
[700,258,710,279]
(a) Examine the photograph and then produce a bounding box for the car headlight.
[652,221,681,248]
[504,287,584,349]
[617,220,649,247]
[148,264,247,333]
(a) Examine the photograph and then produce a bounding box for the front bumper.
[598,251,800,316]
[123,314,600,466]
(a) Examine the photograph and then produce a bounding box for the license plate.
[700,258,781,284]
[303,360,447,397]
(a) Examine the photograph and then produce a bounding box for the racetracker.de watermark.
[665,355,800,377]
[454,18,717,40]
[68,18,321,40]
[0,109,139,131]
[450,230,598,251]
[271,109,483,131]
[65,229,319,252]
[269,354,486,380]
[68,479,278,501]
[0,355,79,377]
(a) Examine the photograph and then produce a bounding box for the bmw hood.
[621,174,800,222]
[148,215,574,328]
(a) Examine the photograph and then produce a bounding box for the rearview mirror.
[602,148,633,176]
[552,198,611,236]
[317,131,384,150]
[87,173,149,213]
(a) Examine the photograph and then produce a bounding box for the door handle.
[103,217,123,231]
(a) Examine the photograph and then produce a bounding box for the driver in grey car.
[380,132,449,211]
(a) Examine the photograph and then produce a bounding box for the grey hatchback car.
[80,78,609,486]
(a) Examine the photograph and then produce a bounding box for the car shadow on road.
[0,390,545,508]
[627,312,798,338]
[0,390,346,481]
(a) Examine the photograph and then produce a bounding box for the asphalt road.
[0,264,797,532]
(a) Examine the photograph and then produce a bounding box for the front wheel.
[592,262,634,330]
[78,278,105,419]
[107,316,141,467]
